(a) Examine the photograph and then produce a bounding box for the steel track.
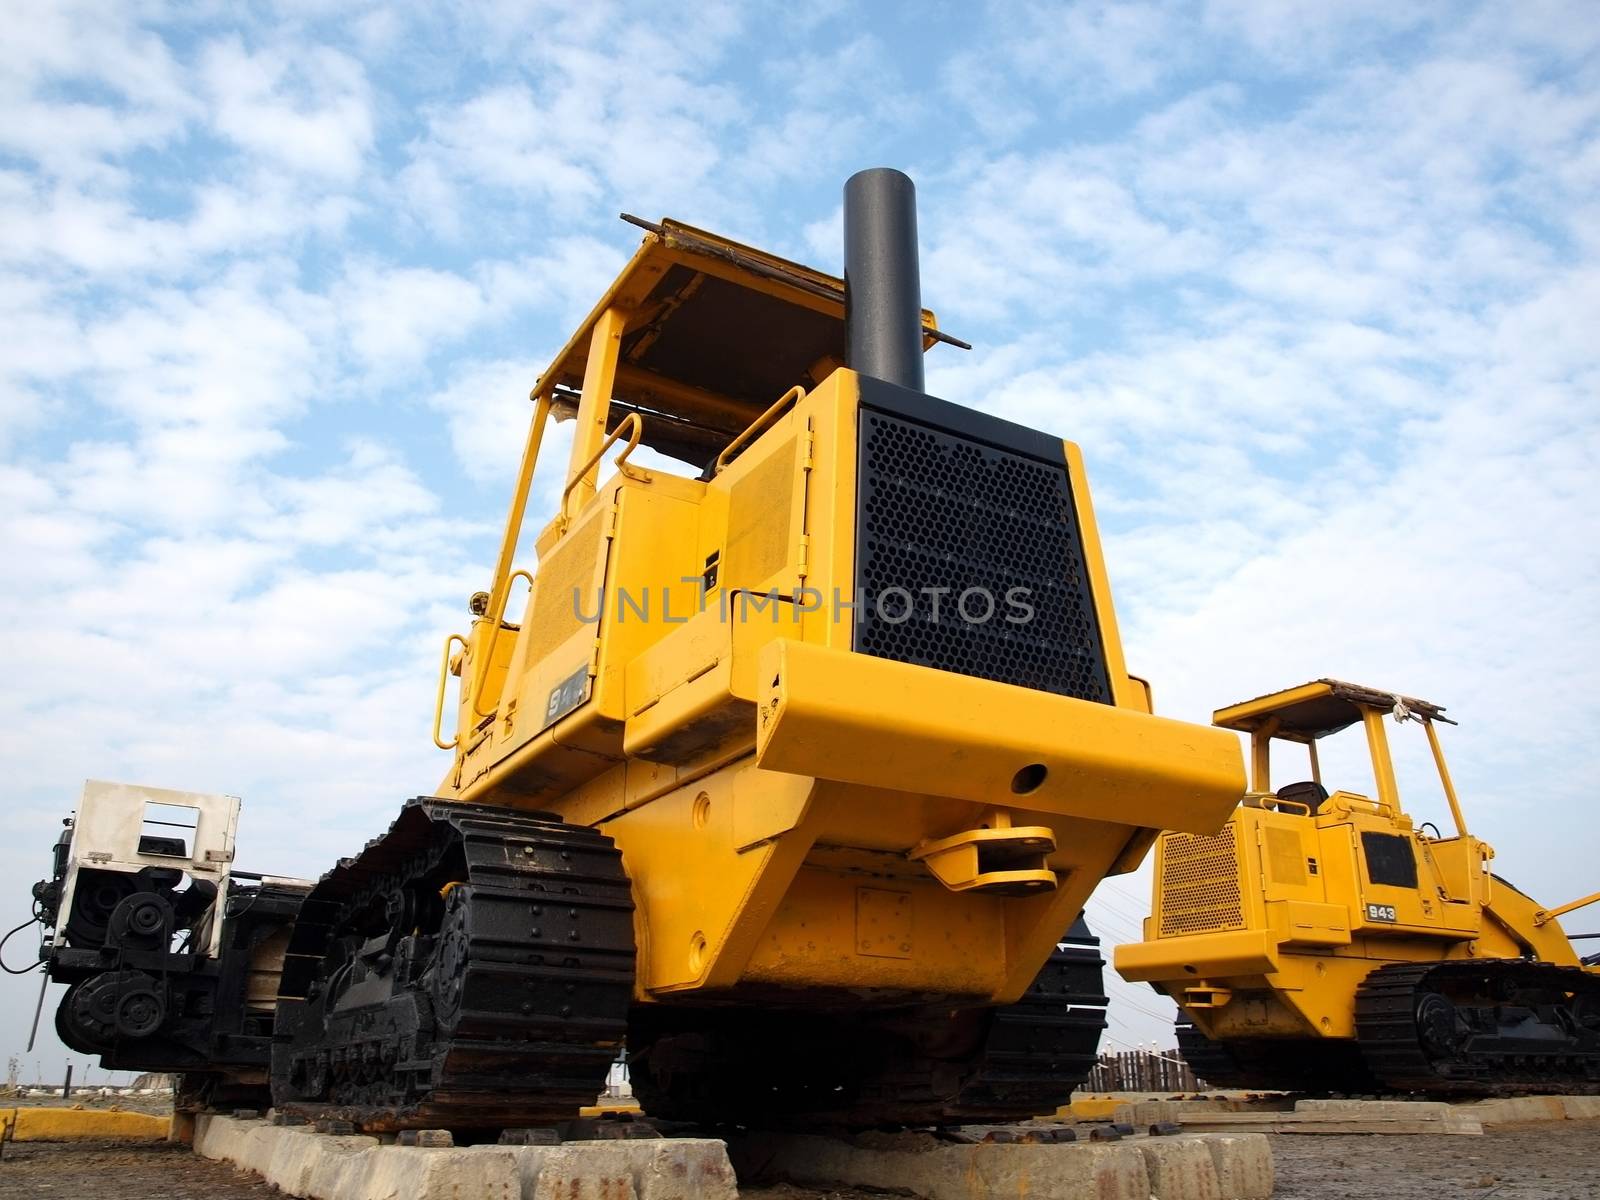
[271,799,635,1130]
[1354,959,1600,1095]
[1174,959,1600,1096]
[628,930,1109,1128]
[1173,1019,1376,1093]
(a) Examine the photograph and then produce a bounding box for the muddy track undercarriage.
[1177,959,1600,1096]
[628,925,1108,1129]
[268,798,1113,1131]
[1354,959,1600,1095]
[271,800,636,1131]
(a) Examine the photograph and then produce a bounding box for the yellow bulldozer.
[33,170,1246,1130]
[1115,678,1600,1093]
[271,169,1252,1130]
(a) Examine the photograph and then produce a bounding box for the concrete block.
[514,1139,736,1200]
[170,1111,196,1144]
[1178,1108,1481,1135]
[1125,1100,1182,1126]
[1137,1138,1220,1200]
[196,1116,516,1200]
[1295,1099,1455,1118]
[360,1146,519,1200]
[194,1116,734,1200]
[296,1139,399,1200]
[1199,1134,1273,1200]
[1462,1096,1567,1125]
[1442,1113,1487,1135]
[1560,1096,1600,1120]
[397,1129,453,1147]
[528,1149,637,1200]
[1212,1095,1293,1112]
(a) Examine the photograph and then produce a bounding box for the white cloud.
[266,441,440,546]
[397,11,747,233]
[424,357,546,485]
[1201,0,1437,68]
[335,263,490,370]
[199,37,374,181]
[0,0,196,176]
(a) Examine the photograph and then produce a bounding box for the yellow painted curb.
[1,1105,172,1141]
[1064,1097,1125,1120]
[578,1100,643,1117]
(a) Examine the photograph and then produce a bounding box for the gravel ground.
[3,1121,1596,1198]
[1268,1121,1600,1200]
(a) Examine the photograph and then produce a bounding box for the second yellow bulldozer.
[1116,678,1599,1093]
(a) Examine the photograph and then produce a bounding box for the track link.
[1174,1020,1255,1091]
[939,934,1110,1122]
[272,799,635,1130]
[1354,959,1600,1095]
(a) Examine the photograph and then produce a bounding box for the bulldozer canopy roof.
[533,216,959,468]
[1213,679,1451,741]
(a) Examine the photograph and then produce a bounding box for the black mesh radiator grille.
[853,403,1112,703]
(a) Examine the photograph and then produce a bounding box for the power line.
[1105,988,1178,1025]
[1081,904,1143,938]
[1087,891,1151,928]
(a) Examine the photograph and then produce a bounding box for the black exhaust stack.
[844,168,925,394]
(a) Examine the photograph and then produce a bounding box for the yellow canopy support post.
[468,391,553,722]
[1361,707,1401,816]
[1423,718,1469,837]
[564,305,628,521]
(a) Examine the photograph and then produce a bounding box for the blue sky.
[3,1,1598,1077]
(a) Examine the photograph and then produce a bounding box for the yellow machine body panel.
[430,221,1246,1011]
[1116,679,1594,1045]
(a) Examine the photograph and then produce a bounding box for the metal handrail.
[469,569,534,720]
[432,634,469,750]
[713,386,804,475]
[562,411,645,516]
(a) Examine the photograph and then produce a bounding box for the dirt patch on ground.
[0,1139,276,1199]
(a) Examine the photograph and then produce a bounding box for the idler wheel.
[116,986,166,1038]
[1415,991,1460,1058]
[430,889,471,1027]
